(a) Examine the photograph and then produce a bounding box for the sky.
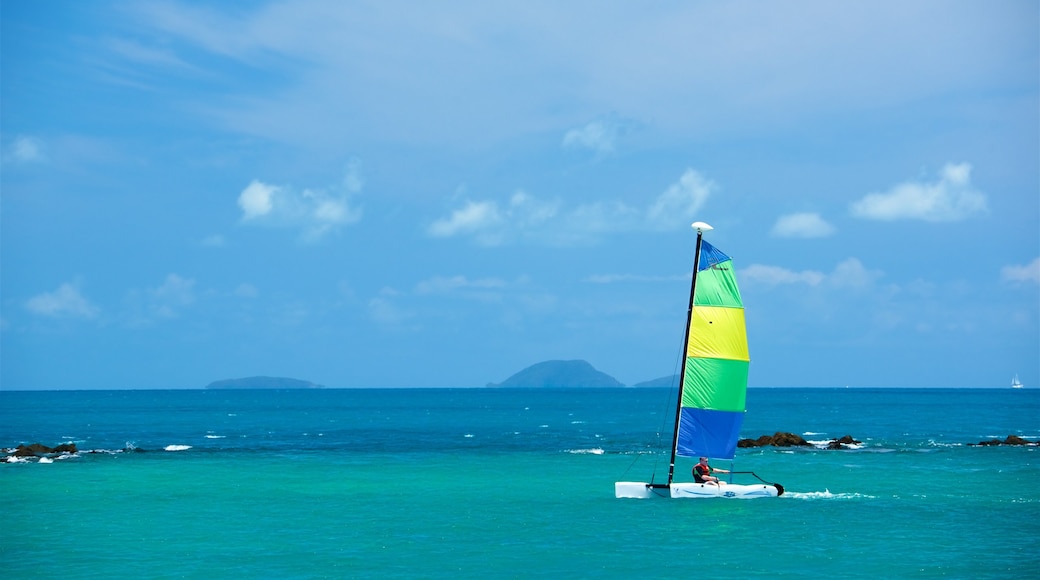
[2,1,1038,390]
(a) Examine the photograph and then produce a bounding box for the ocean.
[2,387,1037,579]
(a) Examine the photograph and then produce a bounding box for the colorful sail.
[675,240,749,460]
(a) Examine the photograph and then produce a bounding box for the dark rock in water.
[206,376,324,389]
[738,432,811,448]
[738,432,863,449]
[737,435,772,448]
[970,435,1038,446]
[488,360,624,388]
[773,432,812,447]
[7,442,78,458]
[826,435,862,450]
[11,445,41,457]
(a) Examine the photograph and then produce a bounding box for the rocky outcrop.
[970,435,1038,446]
[738,432,812,448]
[3,442,78,462]
[826,435,862,449]
[12,443,77,456]
[737,432,862,449]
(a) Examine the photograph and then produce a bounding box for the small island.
[205,376,324,390]
[488,360,624,388]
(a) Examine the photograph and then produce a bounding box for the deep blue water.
[2,388,1038,578]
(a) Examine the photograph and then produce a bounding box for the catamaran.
[615,222,783,499]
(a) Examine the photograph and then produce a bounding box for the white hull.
[615,481,781,499]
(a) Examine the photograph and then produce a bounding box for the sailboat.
[1011,375,1023,389]
[615,222,783,499]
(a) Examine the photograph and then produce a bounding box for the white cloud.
[740,258,880,289]
[830,258,882,288]
[646,169,715,229]
[771,212,835,238]
[5,136,45,164]
[429,168,714,245]
[25,282,99,319]
[236,164,363,240]
[850,163,988,222]
[1001,258,1040,285]
[509,191,559,229]
[428,200,502,238]
[562,118,629,154]
[238,180,276,219]
[415,275,507,295]
[740,264,826,287]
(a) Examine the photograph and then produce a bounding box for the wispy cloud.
[741,264,826,287]
[415,275,507,295]
[428,168,714,245]
[237,160,363,241]
[562,116,632,155]
[428,200,506,241]
[4,136,46,164]
[25,282,100,319]
[367,288,411,327]
[584,273,687,284]
[771,212,835,238]
[1002,257,1040,285]
[122,274,197,326]
[200,234,226,247]
[645,169,714,229]
[741,258,881,288]
[148,274,197,319]
[850,163,988,222]
[118,3,1032,153]
[103,37,195,70]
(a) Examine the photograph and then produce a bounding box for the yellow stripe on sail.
[686,306,749,362]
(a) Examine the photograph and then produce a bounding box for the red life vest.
[693,463,712,482]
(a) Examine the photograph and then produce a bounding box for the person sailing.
[693,456,728,485]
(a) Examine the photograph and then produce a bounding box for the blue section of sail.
[697,241,731,272]
[676,407,744,459]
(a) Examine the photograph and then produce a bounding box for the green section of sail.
[681,357,749,412]
[692,260,742,308]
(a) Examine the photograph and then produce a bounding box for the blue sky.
[2,1,1037,389]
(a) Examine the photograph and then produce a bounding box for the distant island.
[632,374,680,388]
[488,360,624,388]
[205,376,324,390]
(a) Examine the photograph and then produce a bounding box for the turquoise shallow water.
[2,388,1038,578]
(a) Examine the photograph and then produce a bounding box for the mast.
[667,221,713,485]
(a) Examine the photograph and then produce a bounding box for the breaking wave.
[784,490,875,500]
[565,448,605,455]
